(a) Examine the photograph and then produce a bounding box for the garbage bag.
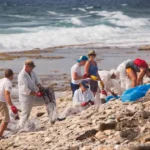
[106,95,120,102]
[121,84,150,102]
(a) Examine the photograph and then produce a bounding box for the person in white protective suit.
[17,60,42,129]
[116,59,132,91]
[60,80,95,119]
[98,70,122,96]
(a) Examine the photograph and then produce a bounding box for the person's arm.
[4,90,13,107]
[84,61,90,75]
[72,72,84,80]
[137,68,146,85]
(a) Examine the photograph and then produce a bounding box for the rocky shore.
[0,45,150,150]
[1,90,150,150]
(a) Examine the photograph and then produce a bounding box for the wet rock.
[139,46,150,51]
[98,121,117,131]
[76,129,98,141]
[36,112,45,117]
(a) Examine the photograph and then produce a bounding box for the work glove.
[89,101,94,105]
[100,80,104,89]
[81,102,89,107]
[11,106,18,114]
[36,92,44,97]
[111,92,117,97]
[83,74,90,79]
[101,90,107,96]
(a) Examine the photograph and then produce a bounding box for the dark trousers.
[70,82,79,97]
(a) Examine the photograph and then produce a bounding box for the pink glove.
[36,92,44,97]
[81,102,89,107]
[101,90,107,96]
[89,101,94,105]
[11,106,18,114]
[83,74,88,79]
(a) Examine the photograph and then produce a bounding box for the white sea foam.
[47,11,57,15]
[71,17,84,26]
[7,15,35,19]
[78,8,87,12]
[0,22,150,51]
[121,4,128,6]
[93,11,150,27]
[0,10,150,51]
[86,6,94,9]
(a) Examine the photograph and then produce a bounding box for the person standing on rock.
[17,60,42,129]
[84,50,104,105]
[0,69,18,139]
[71,55,88,96]
[60,80,95,119]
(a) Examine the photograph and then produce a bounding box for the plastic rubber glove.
[101,90,107,96]
[83,74,88,79]
[100,80,104,89]
[111,91,117,97]
[89,101,94,105]
[11,106,18,114]
[81,102,89,107]
[36,92,44,97]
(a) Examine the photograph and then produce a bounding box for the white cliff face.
[1,91,150,150]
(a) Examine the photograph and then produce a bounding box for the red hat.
[134,58,148,68]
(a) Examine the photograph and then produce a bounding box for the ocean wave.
[47,11,57,15]
[121,4,128,7]
[90,11,150,27]
[7,15,35,19]
[86,6,94,9]
[71,17,84,26]
[0,23,150,51]
[72,8,87,12]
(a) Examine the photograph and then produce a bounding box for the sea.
[0,0,150,52]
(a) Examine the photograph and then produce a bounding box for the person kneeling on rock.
[60,80,95,119]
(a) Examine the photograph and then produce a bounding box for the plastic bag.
[106,95,120,102]
[121,84,150,102]
[18,118,41,133]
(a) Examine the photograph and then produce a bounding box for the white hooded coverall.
[18,68,41,128]
[98,70,122,95]
[116,59,132,91]
[60,88,94,119]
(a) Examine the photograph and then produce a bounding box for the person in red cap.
[126,58,150,87]
[0,69,18,139]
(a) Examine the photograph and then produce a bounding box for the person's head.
[110,69,119,79]
[88,50,96,60]
[5,69,14,80]
[146,68,150,77]
[24,60,36,73]
[77,55,88,66]
[80,80,89,92]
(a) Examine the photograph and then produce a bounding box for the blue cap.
[77,55,88,63]
[81,80,89,89]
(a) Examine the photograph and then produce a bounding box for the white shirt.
[18,69,41,97]
[73,88,94,106]
[0,77,12,102]
[71,63,82,85]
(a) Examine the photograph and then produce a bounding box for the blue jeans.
[70,82,79,97]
